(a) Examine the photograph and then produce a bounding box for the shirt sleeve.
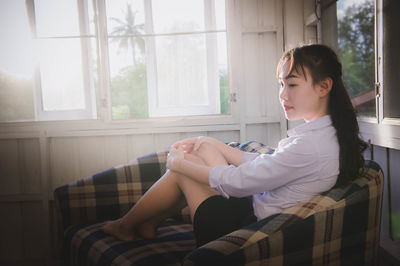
[209,137,318,198]
[240,152,259,164]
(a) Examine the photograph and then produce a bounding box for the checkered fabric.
[54,148,170,233]
[54,141,383,266]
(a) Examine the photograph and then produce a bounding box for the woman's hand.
[166,146,185,172]
[172,136,210,154]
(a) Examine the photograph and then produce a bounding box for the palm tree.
[110,3,145,64]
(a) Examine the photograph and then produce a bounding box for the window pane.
[152,0,205,33]
[337,0,376,117]
[108,38,148,119]
[156,34,208,107]
[0,0,35,122]
[38,39,86,111]
[35,0,81,37]
[215,0,227,30]
[106,0,145,36]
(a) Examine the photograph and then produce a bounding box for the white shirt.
[209,115,339,220]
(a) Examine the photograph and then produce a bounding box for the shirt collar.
[287,115,333,137]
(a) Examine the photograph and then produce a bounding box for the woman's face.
[278,61,329,122]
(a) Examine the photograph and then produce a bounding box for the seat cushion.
[65,220,196,266]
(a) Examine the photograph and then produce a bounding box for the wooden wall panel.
[77,136,108,178]
[0,202,46,262]
[246,123,281,147]
[241,0,259,28]
[284,0,304,50]
[153,133,181,152]
[20,139,41,194]
[241,0,276,28]
[388,148,400,240]
[49,137,79,190]
[373,146,400,260]
[260,0,277,27]
[0,140,20,195]
[242,33,263,118]
[0,202,23,261]
[208,130,240,143]
[260,32,280,117]
[128,134,156,160]
[21,202,46,260]
[242,32,279,119]
[103,135,129,168]
[179,131,207,140]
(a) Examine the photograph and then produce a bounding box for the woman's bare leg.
[101,142,227,241]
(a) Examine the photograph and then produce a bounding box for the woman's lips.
[284,105,293,111]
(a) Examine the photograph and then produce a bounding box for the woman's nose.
[279,86,288,100]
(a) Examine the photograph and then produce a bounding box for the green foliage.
[111,63,148,119]
[338,1,375,98]
[220,72,230,115]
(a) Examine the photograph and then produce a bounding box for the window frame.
[354,0,400,150]
[323,0,400,150]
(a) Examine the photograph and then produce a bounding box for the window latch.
[375,82,380,99]
[230,93,237,103]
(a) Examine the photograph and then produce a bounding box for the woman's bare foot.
[101,218,137,241]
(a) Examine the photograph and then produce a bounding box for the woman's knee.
[184,153,206,165]
[193,142,227,167]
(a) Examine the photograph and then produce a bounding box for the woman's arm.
[166,144,222,185]
[173,137,244,166]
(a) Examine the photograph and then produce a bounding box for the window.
[0,0,229,122]
[106,0,229,119]
[336,0,376,117]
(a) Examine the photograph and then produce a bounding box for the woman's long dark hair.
[277,44,368,188]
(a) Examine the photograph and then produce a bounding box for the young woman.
[101,44,367,246]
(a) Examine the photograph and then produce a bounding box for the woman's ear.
[318,77,333,97]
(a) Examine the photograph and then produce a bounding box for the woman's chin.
[285,114,302,121]
[284,113,295,121]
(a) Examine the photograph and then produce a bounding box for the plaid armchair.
[54,141,383,266]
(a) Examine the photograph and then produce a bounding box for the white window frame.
[26,0,97,121]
